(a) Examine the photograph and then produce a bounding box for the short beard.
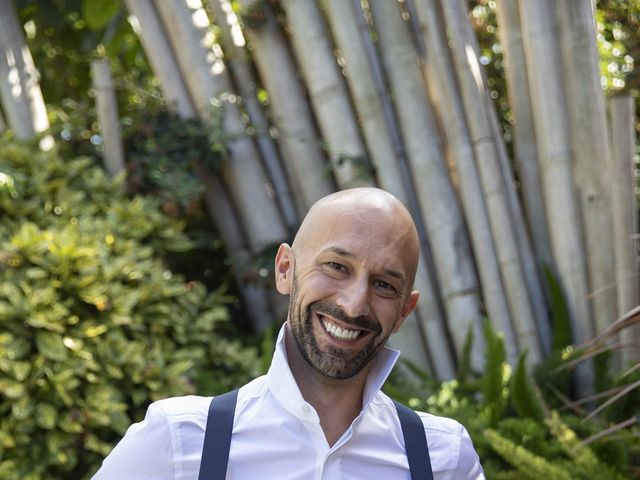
[288,275,389,380]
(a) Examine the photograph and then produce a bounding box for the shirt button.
[302,404,310,414]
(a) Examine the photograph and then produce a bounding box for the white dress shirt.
[92,324,484,479]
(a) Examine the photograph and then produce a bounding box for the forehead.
[297,203,417,272]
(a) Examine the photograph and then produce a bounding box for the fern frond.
[484,428,572,480]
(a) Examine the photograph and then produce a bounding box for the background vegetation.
[0,140,259,479]
[0,0,639,478]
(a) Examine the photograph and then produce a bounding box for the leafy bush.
[0,141,258,479]
[386,319,639,479]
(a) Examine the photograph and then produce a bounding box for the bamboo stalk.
[91,59,126,178]
[323,0,455,377]
[390,312,436,377]
[124,0,275,331]
[207,0,299,234]
[517,0,594,344]
[557,0,617,338]
[412,0,517,364]
[494,0,554,271]
[122,0,194,117]
[235,0,334,211]
[207,0,298,321]
[0,108,5,132]
[153,0,287,254]
[418,2,524,365]
[518,0,594,394]
[434,0,543,363]
[152,0,224,117]
[369,0,486,368]
[322,0,406,199]
[459,1,551,354]
[0,0,50,140]
[488,97,551,355]
[608,94,640,365]
[281,0,373,189]
[194,162,276,331]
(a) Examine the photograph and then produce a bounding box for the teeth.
[322,319,362,341]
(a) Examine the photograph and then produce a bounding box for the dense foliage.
[0,141,258,479]
[386,321,640,479]
[386,292,640,480]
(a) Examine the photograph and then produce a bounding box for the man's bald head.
[291,188,420,293]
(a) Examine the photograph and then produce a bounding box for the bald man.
[92,188,484,479]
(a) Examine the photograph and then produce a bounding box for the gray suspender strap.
[197,391,434,480]
[197,389,238,480]
[393,400,435,480]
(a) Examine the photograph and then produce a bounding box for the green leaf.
[35,331,68,362]
[82,0,120,30]
[11,361,31,381]
[58,411,83,434]
[11,397,32,420]
[0,429,16,448]
[0,334,30,360]
[511,351,546,421]
[542,265,572,352]
[0,380,25,399]
[457,323,475,382]
[35,404,57,430]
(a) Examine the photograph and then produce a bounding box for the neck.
[284,326,372,446]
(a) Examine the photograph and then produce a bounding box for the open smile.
[318,314,368,342]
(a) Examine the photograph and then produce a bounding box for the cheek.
[298,272,337,298]
[373,301,404,331]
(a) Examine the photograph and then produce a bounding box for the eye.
[327,261,346,272]
[374,279,396,293]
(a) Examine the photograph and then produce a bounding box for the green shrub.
[386,321,639,479]
[0,141,258,479]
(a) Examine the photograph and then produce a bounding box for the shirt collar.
[266,322,400,418]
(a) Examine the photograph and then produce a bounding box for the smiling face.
[275,188,420,380]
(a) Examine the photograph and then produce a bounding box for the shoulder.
[415,410,467,439]
[150,394,212,421]
[131,394,214,449]
[414,410,484,478]
[120,395,213,457]
[91,395,211,479]
[374,392,468,440]
[149,376,267,424]
[374,394,484,478]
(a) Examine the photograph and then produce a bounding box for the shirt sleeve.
[91,402,176,480]
[451,426,485,480]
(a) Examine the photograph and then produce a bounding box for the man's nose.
[336,278,370,318]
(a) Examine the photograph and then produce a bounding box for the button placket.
[320,444,343,480]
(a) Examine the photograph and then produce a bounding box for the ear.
[274,243,294,295]
[392,290,420,333]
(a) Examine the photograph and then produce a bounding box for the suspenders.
[197,389,238,480]
[198,389,434,480]
[394,401,435,480]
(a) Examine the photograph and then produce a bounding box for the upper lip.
[316,312,370,332]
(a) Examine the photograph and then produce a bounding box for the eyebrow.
[323,246,406,283]
[326,246,353,258]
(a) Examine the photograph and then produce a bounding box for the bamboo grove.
[0,0,638,388]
